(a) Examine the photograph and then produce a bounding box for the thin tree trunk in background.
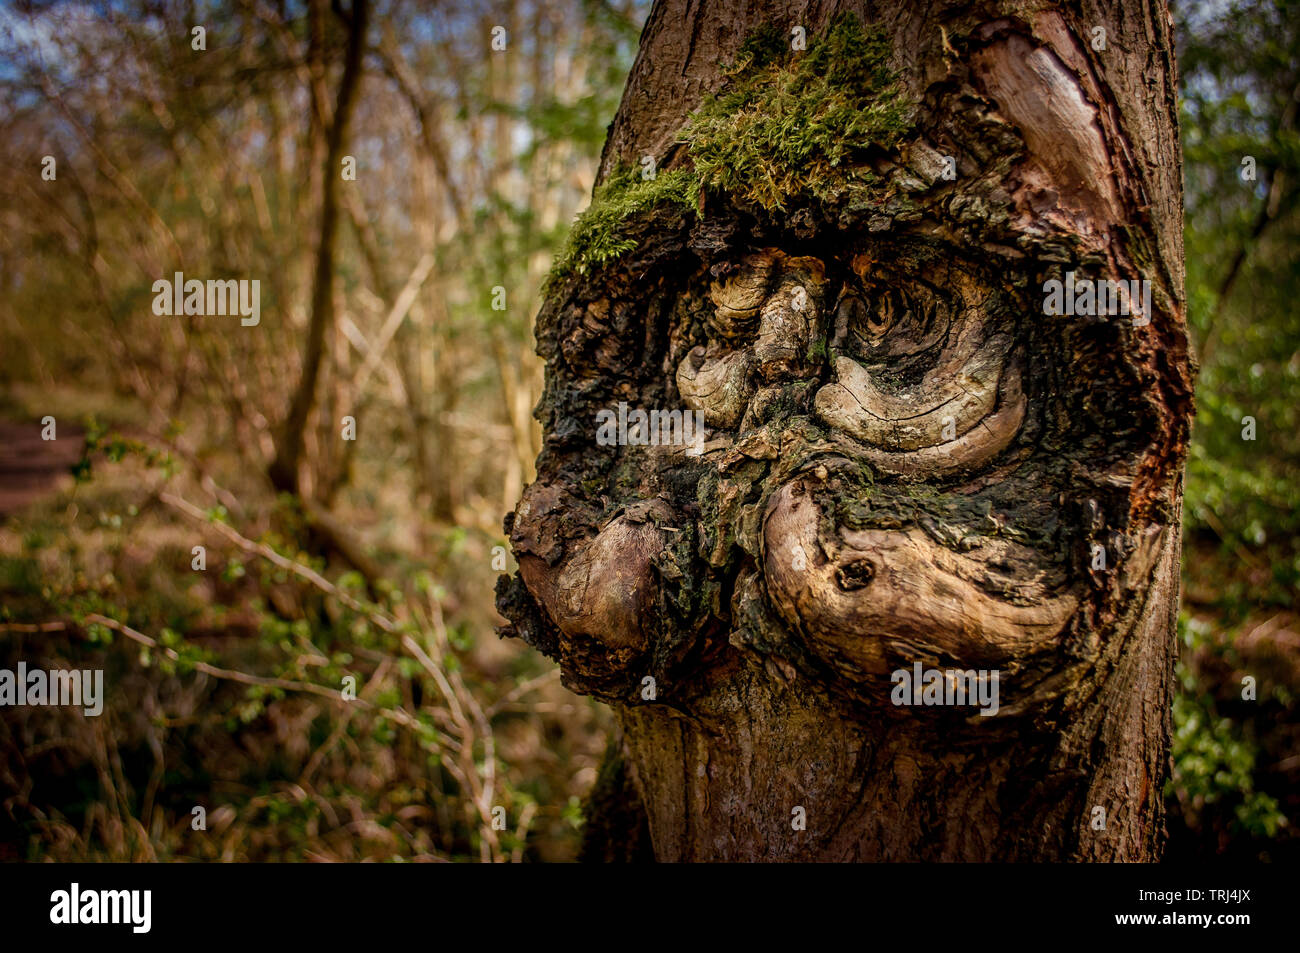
[342,188,440,514]
[500,0,1194,860]
[270,0,370,496]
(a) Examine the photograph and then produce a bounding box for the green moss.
[547,14,912,287]
[547,166,699,288]
[683,14,912,212]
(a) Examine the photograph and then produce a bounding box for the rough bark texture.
[498,0,1193,861]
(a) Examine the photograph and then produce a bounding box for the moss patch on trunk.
[548,166,699,284]
[547,14,914,287]
[684,14,911,211]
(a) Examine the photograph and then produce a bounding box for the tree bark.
[499,0,1194,861]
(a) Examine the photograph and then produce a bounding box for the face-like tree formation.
[498,4,1193,861]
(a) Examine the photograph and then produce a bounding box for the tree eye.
[837,285,946,362]
[864,289,906,338]
[707,252,778,340]
[834,293,868,341]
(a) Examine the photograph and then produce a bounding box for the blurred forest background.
[0,0,1295,862]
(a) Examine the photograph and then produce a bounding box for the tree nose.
[753,274,824,382]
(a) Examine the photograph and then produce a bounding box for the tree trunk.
[270,0,370,496]
[498,0,1194,861]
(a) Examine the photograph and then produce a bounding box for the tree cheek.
[516,507,669,680]
[762,476,1078,689]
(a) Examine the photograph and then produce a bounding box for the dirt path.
[0,420,86,518]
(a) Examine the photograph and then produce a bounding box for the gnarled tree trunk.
[498,0,1193,861]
